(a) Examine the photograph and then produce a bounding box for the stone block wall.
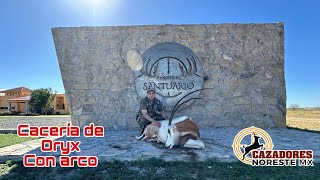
[52,23,285,130]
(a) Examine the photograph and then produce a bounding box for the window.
[1,107,8,109]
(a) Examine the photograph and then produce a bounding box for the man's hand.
[141,110,161,128]
[151,121,161,128]
[161,111,167,120]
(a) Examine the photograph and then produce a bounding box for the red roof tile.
[1,87,32,93]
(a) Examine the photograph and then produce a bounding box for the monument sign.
[52,23,285,130]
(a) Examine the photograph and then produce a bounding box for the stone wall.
[52,23,286,130]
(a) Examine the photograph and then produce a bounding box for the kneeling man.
[136,87,167,135]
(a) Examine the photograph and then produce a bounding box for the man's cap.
[147,87,155,93]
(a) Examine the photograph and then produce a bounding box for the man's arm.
[161,111,167,120]
[157,100,167,120]
[141,110,161,127]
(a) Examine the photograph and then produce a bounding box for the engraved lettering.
[187,83,194,89]
[143,82,195,91]
[143,83,148,90]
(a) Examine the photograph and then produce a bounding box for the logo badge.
[232,126,314,166]
[232,126,274,165]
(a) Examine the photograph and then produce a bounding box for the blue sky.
[0,0,319,107]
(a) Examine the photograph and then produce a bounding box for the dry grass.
[287,109,320,131]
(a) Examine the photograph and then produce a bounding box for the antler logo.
[232,126,274,165]
[134,42,205,111]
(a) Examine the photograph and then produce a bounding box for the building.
[51,93,70,114]
[0,87,31,112]
[0,87,70,114]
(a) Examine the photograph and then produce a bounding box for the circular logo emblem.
[134,42,205,111]
[232,126,274,164]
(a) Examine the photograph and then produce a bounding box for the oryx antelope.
[136,116,205,149]
[136,88,211,149]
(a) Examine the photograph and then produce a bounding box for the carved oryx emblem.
[134,42,205,111]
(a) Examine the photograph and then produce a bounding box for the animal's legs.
[183,139,205,149]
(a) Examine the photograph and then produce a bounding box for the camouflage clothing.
[136,97,164,134]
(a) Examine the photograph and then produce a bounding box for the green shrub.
[0,111,21,116]
[18,112,38,116]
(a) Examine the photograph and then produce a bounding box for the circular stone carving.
[135,42,205,112]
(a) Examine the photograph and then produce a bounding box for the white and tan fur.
[136,116,205,149]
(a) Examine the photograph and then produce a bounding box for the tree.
[29,88,56,114]
[290,104,300,111]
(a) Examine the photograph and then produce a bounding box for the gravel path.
[0,116,71,129]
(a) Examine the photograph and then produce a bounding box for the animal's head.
[144,125,159,138]
[253,133,261,140]
[165,125,180,148]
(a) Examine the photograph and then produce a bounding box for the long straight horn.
[168,88,213,126]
